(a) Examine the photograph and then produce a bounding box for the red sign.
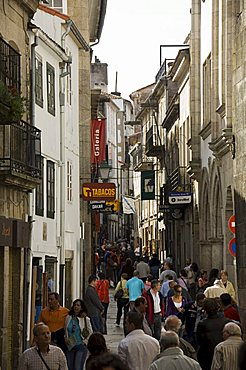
[82,183,116,201]
[91,118,106,164]
[228,237,236,257]
[228,215,235,234]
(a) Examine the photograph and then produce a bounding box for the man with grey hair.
[164,315,197,360]
[149,331,201,370]
[18,323,68,370]
[211,322,243,370]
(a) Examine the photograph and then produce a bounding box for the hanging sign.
[82,183,116,201]
[141,170,155,200]
[91,118,106,164]
[168,192,192,205]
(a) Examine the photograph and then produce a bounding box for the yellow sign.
[106,200,120,212]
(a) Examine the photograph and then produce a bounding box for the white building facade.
[28,5,83,335]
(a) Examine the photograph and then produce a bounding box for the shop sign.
[168,192,192,205]
[90,200,120,212]
[141,170,155,200]
[90,201,106,210]
[82,183,116,201]
[91,118,106,164]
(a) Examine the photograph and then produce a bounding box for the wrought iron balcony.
[0,119,41,190]
[145,125,164,157]
[131,144,153,172]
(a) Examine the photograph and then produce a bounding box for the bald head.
[164,315,182,333]
[160,331,179,352]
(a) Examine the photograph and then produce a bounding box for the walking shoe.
[115,323,120,327]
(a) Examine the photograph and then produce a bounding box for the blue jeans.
[90,315,103,333]
[67,343,88,370]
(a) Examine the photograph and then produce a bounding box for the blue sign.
[228,237,236,257]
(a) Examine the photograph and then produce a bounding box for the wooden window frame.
[35,55,43,108]
[47,160,55,219]
[46,62,55,116]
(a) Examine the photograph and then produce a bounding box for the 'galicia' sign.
[168,192,192,205]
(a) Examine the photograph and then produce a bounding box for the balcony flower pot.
[0,80,26,123]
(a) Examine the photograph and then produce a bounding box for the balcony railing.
[169,166,191,192]
[0,120,41,189]
[145,125,164,157]
[131,144,153,172]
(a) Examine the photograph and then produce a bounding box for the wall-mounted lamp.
[99,161,112,182]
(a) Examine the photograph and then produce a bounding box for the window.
[35,54,43,107]
[46,0,64,13]
[47,62,55,116]
[67,161,72,202]
[202,54,211,127]
[47,161,55,218]
[35,157,44,216]
[0,37,20,92]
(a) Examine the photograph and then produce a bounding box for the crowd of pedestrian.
[17,240,245,370]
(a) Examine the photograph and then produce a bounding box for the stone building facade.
[198,0,236,284]
[67,0,107,295]
[0,1,40,369]
[232,0,246,330]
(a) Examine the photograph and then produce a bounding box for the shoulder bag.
[36,349,51,370]
[82,317,90,339]
[114,281,124,300]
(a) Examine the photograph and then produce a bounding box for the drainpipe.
[22,35,39,349]
[59,21,72,305]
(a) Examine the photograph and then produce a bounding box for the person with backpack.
[114,273,129,328]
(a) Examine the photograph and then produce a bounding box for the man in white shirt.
[118,311,160,370]
[204,279,226,298]
[146,279,165,340]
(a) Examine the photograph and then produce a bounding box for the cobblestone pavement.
[104,289,124,353]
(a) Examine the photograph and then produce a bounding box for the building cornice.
[208,128,235,159]
[20,0,39,16]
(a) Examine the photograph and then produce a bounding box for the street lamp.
[98,161,112,182]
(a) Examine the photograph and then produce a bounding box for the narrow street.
[104,289,124,353]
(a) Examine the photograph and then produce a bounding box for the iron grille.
[0,120,41,178]
[0,38,21,93]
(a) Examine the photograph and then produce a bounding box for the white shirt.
[204,284,226,298]
[118,329,160,370]
[150,289,161,313]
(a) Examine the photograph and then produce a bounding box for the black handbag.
[114,281,124,300]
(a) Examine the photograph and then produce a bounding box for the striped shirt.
[211,336,244,370]
[18,345,68,370]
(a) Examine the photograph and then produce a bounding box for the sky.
[93,0,191,99]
